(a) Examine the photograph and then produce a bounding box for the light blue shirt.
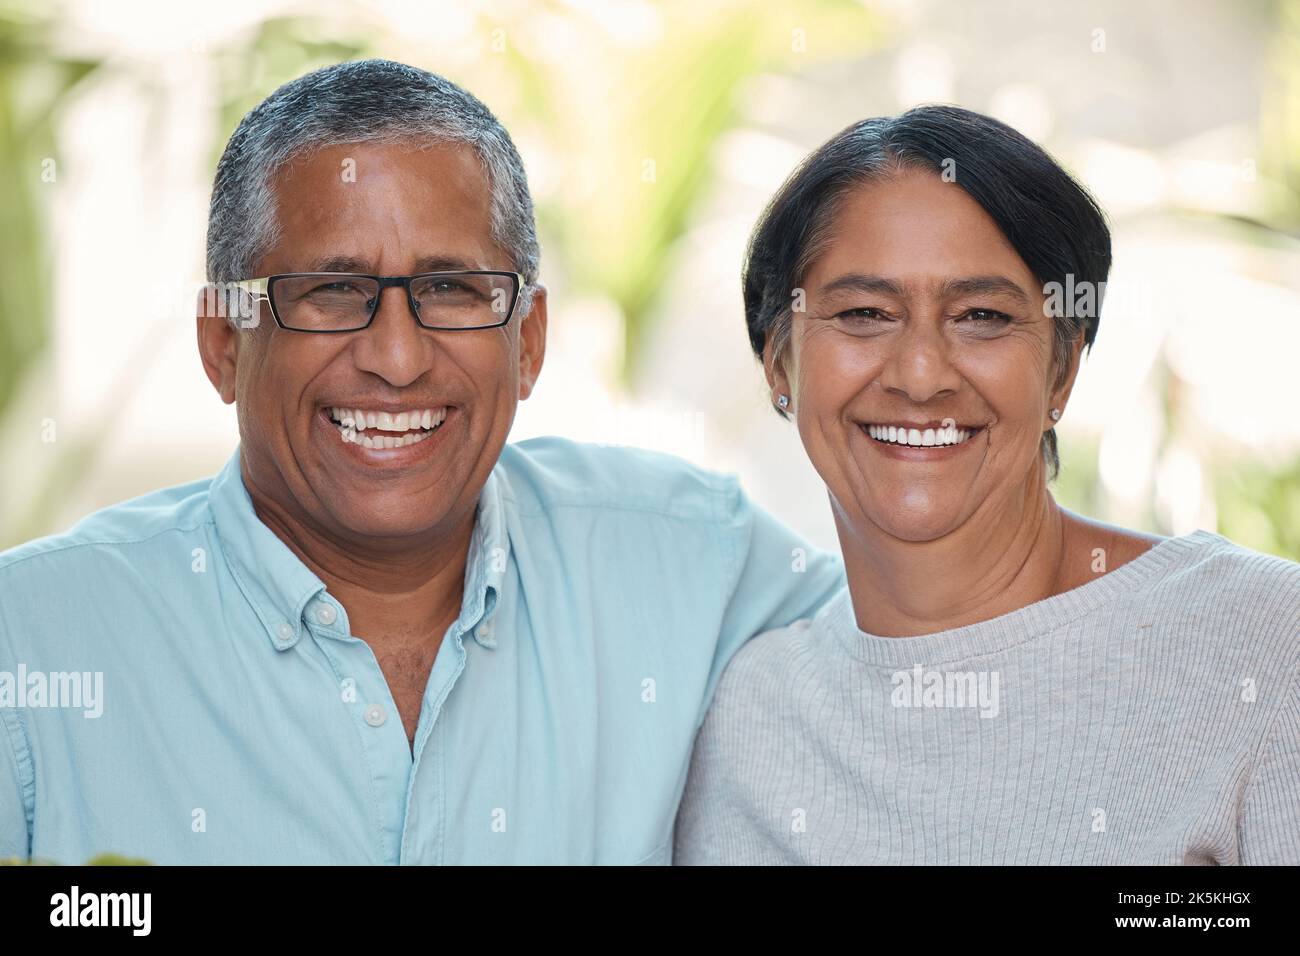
[0,437,842,864]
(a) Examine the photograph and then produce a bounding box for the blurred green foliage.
[1262,0,1300,231]
[2,852,151,865]
[1216,457,1300,559]
[0,6,96,416]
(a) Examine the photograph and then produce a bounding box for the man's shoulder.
[0,474,215,580]
[712,589,850,705]
[495,436,742,523]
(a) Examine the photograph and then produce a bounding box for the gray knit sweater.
[673,530,1300,864]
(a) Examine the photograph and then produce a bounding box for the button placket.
[401,632,469,864]
[309,626,412,863]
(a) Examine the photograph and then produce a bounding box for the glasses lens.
[410,273,516,328]
[272,275,381,331]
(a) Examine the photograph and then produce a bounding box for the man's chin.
[326,502,458,542]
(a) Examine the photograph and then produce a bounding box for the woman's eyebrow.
[937,275,1031,302]
[816,274,907,297]
[815,273,1030,303]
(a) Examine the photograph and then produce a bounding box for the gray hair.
[205,59,540,309]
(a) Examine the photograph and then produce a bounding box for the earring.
[777,394,790,409]
[1049,408,1061,421]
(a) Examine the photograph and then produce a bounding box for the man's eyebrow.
[301,254,481,274]
[303,255,371,273]
[412,254,480,273]
[816,272,1030,303]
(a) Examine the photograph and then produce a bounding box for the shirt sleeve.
[0,709,31,862]
[1239,672,1300,865]
[698,476,843,727]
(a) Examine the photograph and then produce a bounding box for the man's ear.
[196,285,239,405]
[517,284,548,401]
[762,335,792,412]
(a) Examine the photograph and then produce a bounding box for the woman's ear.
[1048,331,1086,422]
[762,336,793,412]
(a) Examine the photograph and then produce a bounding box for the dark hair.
[742,104,1111,481]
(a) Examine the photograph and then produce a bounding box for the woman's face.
[771,167,1082,543]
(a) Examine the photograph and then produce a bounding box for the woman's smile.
[856,418,986,461]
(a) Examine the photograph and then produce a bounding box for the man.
[0,59,841,864]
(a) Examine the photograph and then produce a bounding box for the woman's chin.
[875,516,963,543]
[850,496,970,544]
[825,460,982,543]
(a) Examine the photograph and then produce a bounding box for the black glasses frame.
[242,270,525,332]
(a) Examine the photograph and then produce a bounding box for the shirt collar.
[208,445,508,653]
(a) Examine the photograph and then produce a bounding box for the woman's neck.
[836,485,1070,638]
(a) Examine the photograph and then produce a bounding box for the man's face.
[201,140,546,544]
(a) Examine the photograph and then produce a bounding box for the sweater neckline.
[825,528,1225,667]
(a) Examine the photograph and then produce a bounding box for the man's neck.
[246,480,476,648]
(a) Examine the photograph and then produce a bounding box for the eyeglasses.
[235,271,524,332]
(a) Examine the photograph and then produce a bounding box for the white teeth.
[338,426,436,449]
[866,423,976,447]
[328,406,448,449]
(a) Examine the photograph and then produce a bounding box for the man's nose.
[350,285,434,387]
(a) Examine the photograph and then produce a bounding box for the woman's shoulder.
[1059,509,1164,574]
[1146,525,1300,593]
[1040,511,1297,678]
[1174,530,1300,609]
[1121,526,1300,669]
[1062,510,1299,596]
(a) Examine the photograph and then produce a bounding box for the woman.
[673,105,1299,864]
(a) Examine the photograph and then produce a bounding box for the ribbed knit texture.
[673,529,1300,864]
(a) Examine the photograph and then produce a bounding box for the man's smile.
[328,405,449,448]
[314,403,456,467]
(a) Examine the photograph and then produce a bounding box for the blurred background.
[1,0,1298,558]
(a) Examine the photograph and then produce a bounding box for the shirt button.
[475,621,492,639]
[277,622,294,641]
[364,704,386,727]
[314,603,337,625]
